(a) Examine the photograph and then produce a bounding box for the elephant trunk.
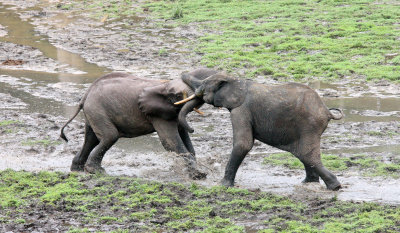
[178,98,204,133]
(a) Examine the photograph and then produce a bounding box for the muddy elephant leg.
[152,119,189,154]
[178,126,195,155]
[152,118,206,180]
[221,112,254,187]
[71,123,99,171]
[295,142,341,190]
[84,125,119,174]
[302,164,320,183]
[315,165,341,190]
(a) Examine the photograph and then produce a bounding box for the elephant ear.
[205,74,247,110]
[138,83,179,120]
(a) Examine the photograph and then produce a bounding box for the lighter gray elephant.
[60,69,218,179]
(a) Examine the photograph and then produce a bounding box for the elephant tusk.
[193,108,204,115]
[174,94,196,105]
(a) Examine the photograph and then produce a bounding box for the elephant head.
[176,73,247,132]
[138,69,219,129]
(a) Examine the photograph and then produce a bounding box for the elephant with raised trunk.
[176,72,343,190]
[60,69,218,179]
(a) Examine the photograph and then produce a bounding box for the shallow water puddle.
[0,3,108,80]
[325,97,400,122]
[1,2,400,204]
[310,80,400,122]
[0,2,108,115]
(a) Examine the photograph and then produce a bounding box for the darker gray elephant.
[60,68,218,179]
[177,73,343,190]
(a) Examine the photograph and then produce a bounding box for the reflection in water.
[325,97,400,122]
[308,80,400,122]
[326,144,400,155]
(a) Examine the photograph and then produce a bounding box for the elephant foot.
[189,169,207,180]
[70,163,85,172]
[220,178,234,187]
[326,180,342,191]
[302,177,320,183]
[84,164,106,174]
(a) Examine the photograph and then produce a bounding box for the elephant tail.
[328,108,343,120]
[60,102,83,142]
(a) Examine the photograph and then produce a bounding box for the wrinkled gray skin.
[60,69,218,179]
[179,73,343,190]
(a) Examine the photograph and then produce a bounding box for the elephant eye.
[217,81,226,90]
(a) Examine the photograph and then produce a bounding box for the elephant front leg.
[221,113,254,187]
[152,118,207,180]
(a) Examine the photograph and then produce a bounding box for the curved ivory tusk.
[174,94,196,105]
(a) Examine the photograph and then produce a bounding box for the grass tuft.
[263,152,400,178]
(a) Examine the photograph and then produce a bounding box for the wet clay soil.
[1,0,400,216]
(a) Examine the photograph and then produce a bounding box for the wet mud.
[1,0,400,215]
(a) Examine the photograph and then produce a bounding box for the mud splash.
[1,0,400,206]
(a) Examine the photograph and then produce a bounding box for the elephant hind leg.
[294,140,341,191]
[84,123,119,174]
[71,122,99,172]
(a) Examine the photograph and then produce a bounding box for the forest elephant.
[176,72,343,190]
[60,68,218,179]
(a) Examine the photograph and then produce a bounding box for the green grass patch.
[367,130,399,138]
[263,152,400,178]
[145,0,400,80]
[1,170,400,231]
[0,120,21,134]
[22,137,62,147]
[0,120,20,127]
[0,169,79,207]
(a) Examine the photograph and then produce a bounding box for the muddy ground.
[1,0,400,219]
